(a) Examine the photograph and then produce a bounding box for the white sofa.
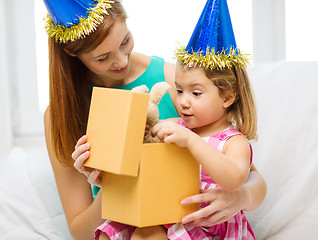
[0,144,73,240]
[246,61,318,239]
[0,61,317,239]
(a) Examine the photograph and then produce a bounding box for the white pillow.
[0,147,72,240]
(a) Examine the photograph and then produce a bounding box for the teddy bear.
[131,82,171,143]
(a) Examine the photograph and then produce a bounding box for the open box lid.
[84,87,150,177]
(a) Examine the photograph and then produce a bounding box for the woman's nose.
[113,51,128,69]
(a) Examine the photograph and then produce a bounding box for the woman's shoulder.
[44,106,50,129]
[132,52,174,69]
[131,52,152,67]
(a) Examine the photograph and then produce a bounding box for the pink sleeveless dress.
[164,120,255,240]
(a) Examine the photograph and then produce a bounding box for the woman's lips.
[110,66,127,74]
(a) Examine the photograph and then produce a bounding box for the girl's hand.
[181,187,248,227]
[144,124,150,136]
[72,135,102,188]
[151,121,193,147]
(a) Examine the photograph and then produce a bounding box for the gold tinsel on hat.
[175,44,250,70]
[45,0,114,43]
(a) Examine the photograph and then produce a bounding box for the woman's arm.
[181,164,266,227]
[241,164,267,211]
[44,108,104,240]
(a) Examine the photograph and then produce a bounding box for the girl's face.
[77,19,134,85]
[175,67,232,136]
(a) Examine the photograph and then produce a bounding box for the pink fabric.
[95,220,135,240]
[163,121,255,239]
[95,121,255,239]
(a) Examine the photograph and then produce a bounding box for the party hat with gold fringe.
[175,0,249,70]
[43,0,114,43]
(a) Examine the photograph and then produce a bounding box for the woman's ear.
[64,49,76,57]
[223,92,236,108]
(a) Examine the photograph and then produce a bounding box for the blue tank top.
[92,56,179,197]
[116,56,178,119]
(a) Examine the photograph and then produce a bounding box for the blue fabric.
[116,56,179,120]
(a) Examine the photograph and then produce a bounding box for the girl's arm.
[152,121,251,192]
[44,108,104,240]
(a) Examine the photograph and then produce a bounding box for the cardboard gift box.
[85,87,200,227]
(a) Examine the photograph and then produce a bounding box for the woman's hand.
[72,135,102,188]
[181,187,249,227]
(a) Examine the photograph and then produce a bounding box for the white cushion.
[246,61,318,239]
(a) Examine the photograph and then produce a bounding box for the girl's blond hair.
[178,64,257,140]
[49,1,127,166]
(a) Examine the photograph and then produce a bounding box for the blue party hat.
[175,0,249,70]
[44,0,114,43]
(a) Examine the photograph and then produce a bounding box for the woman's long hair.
[48,1,127,166]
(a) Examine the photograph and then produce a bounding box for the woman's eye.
[98,56,108,62]
[121,36,129,45]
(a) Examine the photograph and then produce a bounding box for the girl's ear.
[223,92,236,108]
[64,49,76,57]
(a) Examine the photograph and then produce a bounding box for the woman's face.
[77,19,134,84]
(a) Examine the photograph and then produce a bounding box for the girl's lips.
[110,66,127,74]
[182,113,193,119]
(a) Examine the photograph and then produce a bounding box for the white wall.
[252,0,286,64]
[3,0,43,141]
[0,0,12,161]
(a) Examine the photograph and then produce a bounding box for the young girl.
[137,0,258,238]
[42,0,265,239]
[152,63,257,239]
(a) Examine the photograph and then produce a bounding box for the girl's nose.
[179,95,190,108]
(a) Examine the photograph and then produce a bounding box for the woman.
[43,0,266,239]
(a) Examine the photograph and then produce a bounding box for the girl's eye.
[176,89,183,94]
[193,91,202,96]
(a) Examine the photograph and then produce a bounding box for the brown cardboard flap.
[84,87,149,176]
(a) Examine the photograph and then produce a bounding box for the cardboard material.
[85,87,200,227]
[102,143,200,227]
[85,87,149,177]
